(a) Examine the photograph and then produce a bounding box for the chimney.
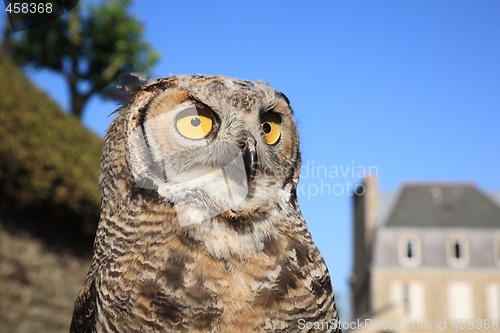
[363,175,379,262]
[351,175,379,317]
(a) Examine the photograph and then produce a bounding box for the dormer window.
[447,236,469,267]
[453,240,463,260]
[399,235,421,266]
[406,240,414,258]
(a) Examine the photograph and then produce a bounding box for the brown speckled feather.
[71,74,341,333]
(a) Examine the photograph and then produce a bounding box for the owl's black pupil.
[263,122,272,134]
[191,117,201,127]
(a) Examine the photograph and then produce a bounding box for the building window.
[390,281,425,320]
[453,240,461,258]
[448,282,474,320]
[407,240,414,258]
[390,281,402,304]
[447,236,469,267]
[486,283,500,320]
[399,235,421,266]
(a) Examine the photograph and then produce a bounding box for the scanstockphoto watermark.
[298,318,500,331]
[298,160,378,199]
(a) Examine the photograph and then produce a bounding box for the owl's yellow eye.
[260,113,281,145]
[176,108,214,140]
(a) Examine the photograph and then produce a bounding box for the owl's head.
[105,74,301,226]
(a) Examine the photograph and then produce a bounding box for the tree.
[8,0,159,119]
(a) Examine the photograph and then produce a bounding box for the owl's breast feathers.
[71,210,340,332]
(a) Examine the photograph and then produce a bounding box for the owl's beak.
[240,136,258,185]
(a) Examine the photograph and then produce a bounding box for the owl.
[70,74,341,333]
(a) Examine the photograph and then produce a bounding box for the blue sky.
[8,0,500,319]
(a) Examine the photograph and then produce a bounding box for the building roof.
[378,192,398,226]
[385,184,500,228]
[490,193,500,207]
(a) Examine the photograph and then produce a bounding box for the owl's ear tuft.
[104,72,159,104]
[278,92,291,106]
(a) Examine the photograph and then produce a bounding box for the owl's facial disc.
[129,101,257,225]
[127,83,294,227]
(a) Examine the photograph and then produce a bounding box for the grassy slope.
[0,56,102,253]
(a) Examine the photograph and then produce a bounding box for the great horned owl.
[70,74,341,333]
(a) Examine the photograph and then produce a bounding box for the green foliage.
[0,56,102,235]
[84,0,159,82]
[10,0,159,118]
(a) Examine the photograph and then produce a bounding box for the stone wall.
[0,225,90,333]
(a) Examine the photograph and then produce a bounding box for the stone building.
[349,176,500,333]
